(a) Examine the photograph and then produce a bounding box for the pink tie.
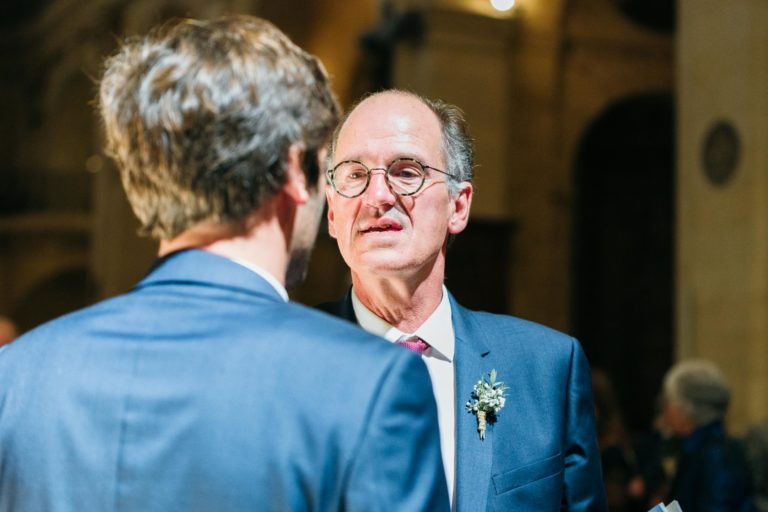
[396,335,430,355]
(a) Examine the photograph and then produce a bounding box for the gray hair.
[99,15,340,239]
[329,90,474,196]
[663,359,731,428]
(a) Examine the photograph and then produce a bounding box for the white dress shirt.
[227,257,289,302]
[352,286,456,508]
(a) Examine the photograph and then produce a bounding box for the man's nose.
[362,168,396,206]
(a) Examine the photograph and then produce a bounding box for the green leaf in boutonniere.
[465,369,508,440]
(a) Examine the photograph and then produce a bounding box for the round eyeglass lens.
[333,162,369,197]
[386,159,426,195]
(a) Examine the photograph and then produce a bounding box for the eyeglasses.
[326,158,457,198]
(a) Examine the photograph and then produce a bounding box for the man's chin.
[350,253,412,278]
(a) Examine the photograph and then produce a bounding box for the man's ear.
[325,186,338,239]
[282,143,310,205]
[448,182,473,235]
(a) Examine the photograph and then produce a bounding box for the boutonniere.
[465,369,507,440]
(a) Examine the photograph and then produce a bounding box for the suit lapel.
[451,295,493,512]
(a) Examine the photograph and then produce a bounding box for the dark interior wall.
[613,0,675,33]
[572,93,675,432]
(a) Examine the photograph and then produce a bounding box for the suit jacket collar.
[136,249,285,303]
[450,295,493,512]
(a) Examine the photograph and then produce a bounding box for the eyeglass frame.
[325,157,459,198]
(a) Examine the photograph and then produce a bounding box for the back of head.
[99,15,340,239]
[663,359,731,428]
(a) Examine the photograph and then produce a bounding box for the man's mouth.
[360,219,403,233]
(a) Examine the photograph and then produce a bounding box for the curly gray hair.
[663,359,731,428]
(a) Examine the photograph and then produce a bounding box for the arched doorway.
[572,93,674,433]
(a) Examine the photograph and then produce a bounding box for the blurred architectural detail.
[573,94,674,432]
[357,1,424,90]
[614,0,675,33]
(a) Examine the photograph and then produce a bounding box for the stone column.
[677,0,768,431]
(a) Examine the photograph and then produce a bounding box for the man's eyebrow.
[338,154,427,164]
[331,152,362,163]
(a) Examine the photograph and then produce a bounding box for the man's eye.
[389,166,422,180]
[345,170,367,181]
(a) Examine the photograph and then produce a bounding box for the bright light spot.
[490,0,515,11]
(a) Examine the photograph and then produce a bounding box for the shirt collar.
[227,257,289,302]
[351,286,454,362]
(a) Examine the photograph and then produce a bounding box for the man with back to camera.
[0,18,448,511]
[319,89,608,510]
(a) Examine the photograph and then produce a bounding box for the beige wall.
[677,0,768,432]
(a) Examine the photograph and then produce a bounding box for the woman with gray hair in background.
[661,359,754,511]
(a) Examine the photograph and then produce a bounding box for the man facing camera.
[0,18,448,512]
[320,90,607,510]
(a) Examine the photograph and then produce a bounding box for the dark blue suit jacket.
[0,250,449,512]
[669,421,754,512]
[318,291,607,511]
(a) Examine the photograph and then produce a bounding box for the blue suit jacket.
[0,250,449,512]
[670,421,754,512]
[318,291,607,511]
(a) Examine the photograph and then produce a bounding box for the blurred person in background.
[745,420,768,512]
[633,396,681,508]
[661,359,753,511]
[592,368,646,511]
[0,316,17,347]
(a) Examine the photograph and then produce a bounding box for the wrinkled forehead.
[335,93,443,165]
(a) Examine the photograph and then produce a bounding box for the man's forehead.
[336,93,442,158]
[347,92,435,124]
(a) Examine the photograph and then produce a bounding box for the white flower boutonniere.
[465,369,507,440]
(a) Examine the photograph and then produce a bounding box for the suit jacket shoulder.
[0,251,449,511]
[455,303,579,352]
